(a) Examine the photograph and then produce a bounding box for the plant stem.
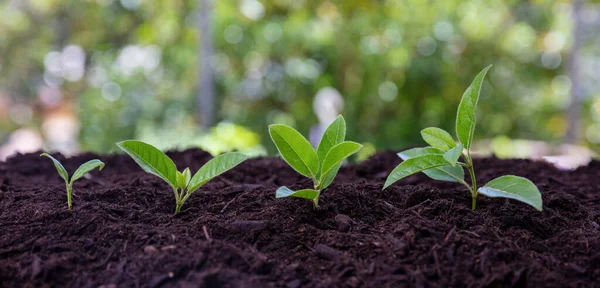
[173,187,183,214]
[66,183,73,210]
[465,154,478,211]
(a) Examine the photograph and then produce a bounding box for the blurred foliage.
[0,0,599,155]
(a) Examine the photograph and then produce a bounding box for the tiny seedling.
[383,66,543,211]
[269,115,362,207]
[40,153,105,210]
[117,140,249,214]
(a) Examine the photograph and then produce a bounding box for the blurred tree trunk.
[198,0,215,129]
[566,0,584,144]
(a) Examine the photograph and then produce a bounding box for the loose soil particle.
[0,149,599,287]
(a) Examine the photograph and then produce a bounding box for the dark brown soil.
[1,149,599,288]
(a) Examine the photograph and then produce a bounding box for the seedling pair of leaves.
[41,154,105,210]
[269,115,362,207]
[117,140,248,214]
[384,66,543,211]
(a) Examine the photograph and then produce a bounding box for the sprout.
[269,115,362,207]
[117,140,249,214]
[40,153,105,210]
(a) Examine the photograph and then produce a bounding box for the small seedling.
[40,153,105,210]
[117,140,249,214]
[383,66,543,211]
[269,115,362,207]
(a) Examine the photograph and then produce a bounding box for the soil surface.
[0,149,599,288]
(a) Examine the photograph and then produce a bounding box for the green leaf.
[187,152,249,194]
[269,124,319,179]
[319,141,362,189]
[319,163,342,190]
[70,159,105,184]
[182,168,191,186]
[398,148,465,183]
[421,127,456,151]
[176,170,187,189]
[40,153,69,183]
[456,65,492,150]
[383,154,452,190]
[316,115,346,166]
[477,175,542,211]
[275,186,320,200]
[443,144,463,166]
[116,140,178,188]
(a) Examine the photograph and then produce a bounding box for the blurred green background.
[0,0,599,160]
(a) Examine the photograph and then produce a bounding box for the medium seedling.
[40,153,105,210]
[117,140,249,214]
[383,66,543,211]
[269,115,362,207]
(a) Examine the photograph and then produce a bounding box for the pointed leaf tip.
[70,159,105,184]
[456,65,492,150]
[40,153,69,183]
[187,152,249,194]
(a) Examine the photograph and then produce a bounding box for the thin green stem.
[460,151,478,210]
[173,187,183,214]
[66,183,73,210]
[467,166,477,210]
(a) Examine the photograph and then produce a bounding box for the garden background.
[0,0,599,161]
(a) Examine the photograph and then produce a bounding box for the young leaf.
[443,144,463,166]
[477,175,542,211]
[275,186,320,200]
[398,148,465,183]
[182,168,191,186]
[70,159,105,184]
[177,171,188,189]
[319,141,362,189]
[455,65,492,150]
[269,124,319,179]
[187,152,249,194]
[40,153,69,183]
[421,127,456,151]
[316,115,346,165]
[383,154,451,190]
[116,140,178,188]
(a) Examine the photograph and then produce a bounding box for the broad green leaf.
[116,140,178,188]
[456,65,492,150]
[398,148,465,183]
[383,154,451,189]
[477,175,542,211]
[316,115,346,166]
[443,144,463,166]
[70,159,105,184]
[319,141,362,189]
[421,127,456,151]
[187,152,249,194]
[269,124,319,179]
[40,153,69,183]
[275,186,320,200]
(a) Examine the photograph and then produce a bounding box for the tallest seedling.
[383,66,543,211]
